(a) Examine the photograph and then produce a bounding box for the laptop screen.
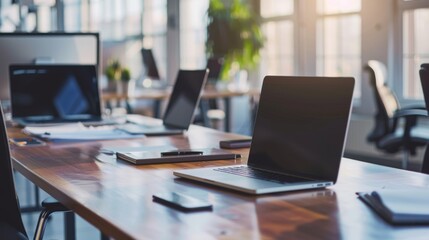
[9,65,101,122]
[248,76,354,182]
[163,69,208,129]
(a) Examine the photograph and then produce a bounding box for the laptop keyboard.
[214,166,310,184]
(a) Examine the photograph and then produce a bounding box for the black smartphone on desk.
[219,139,251,149]
[153,192,212,212]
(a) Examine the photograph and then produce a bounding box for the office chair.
[0,105,71,239]
[419,64,429,174]
[366,60,429,169]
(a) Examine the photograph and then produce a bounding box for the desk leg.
[64,212,76,240]
[199,100,210,127]
[154,100,161,118]
[224,98,231,132]
[125,100,133,114]
[100,233,109,240]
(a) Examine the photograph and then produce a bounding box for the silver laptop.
[118,69,209,136]
[174,76,354,194]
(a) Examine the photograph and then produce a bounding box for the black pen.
[161,151,204,157]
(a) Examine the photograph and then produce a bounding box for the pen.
[161,151,204,157]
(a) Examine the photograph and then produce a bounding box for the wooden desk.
[102,88,259,132]
[9,121,429,239]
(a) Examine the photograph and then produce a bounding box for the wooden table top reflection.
[8,118,429,240]
[101,87,259,101]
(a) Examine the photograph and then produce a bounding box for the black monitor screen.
[163,70,208,129]
[9,65,101,121]
[141,48,160,80]
[248,76,354,182]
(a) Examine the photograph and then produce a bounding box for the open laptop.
[9,65,113,126]
[174,76,354,194]
[118,69,209,136]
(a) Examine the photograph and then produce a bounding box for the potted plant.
[120,68,133,95]
[206,0,264,81]
[105,60,122,92]
[105,60,132,95]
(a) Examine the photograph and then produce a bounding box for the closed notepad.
[357,190,429,224]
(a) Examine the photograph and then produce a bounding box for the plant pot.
[117,80,135,96]
[106,81,117,93]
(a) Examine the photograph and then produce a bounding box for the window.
[316,0,361,98]
[260,0,295,77]
[142,0,167,78]
[402,8,429,99]
[64,0,82,32]
[62,0,167,80]
[179,0,209,69]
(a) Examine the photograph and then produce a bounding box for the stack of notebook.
[357,189,429,224]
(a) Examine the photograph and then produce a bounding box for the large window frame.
[394,0,429,105]
[316,0,362,100]
[259,0,297,82]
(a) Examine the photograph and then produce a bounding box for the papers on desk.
[357,189,429,224]
[23,123,141,142]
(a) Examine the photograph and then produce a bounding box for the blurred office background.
[2,0,429,167]
[2,0,429,238]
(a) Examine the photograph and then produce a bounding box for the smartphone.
[219,139,252,149]
[153,192,212,212]
[10,137,46,147]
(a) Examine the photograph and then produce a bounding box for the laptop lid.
[163,69,209,129]
[248,76,354,183]
[9,64,102,123]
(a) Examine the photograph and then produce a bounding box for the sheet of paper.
[23,123,142,142]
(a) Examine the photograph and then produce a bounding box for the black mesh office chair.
[366,60,429,169]
[0,105,70,239]
[419,64,429,174]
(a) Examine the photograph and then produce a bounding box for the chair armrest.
[41,197,70,212]
[393,109,428,119]
[401,104,426,111]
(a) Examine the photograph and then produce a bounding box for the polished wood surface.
[101,87,258,101]
[8,119,429,239]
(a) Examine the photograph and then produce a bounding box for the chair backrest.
[420,64,429,113]
[0,105,27,237]
[365,60,400,142]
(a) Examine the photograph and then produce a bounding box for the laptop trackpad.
[196,170,287,189]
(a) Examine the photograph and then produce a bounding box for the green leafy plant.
[105,60,131,82]
[105,60,122,81]
[206,0,264,80]
[121,68,131,82]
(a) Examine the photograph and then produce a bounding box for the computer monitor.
[141,48,160,80]
[0,32,99,101]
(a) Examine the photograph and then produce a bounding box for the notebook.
[357,190,429,224]
[116,147,238,165]
[9,65,113,126]
[118,69,209,136]
[174,76,354,194]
